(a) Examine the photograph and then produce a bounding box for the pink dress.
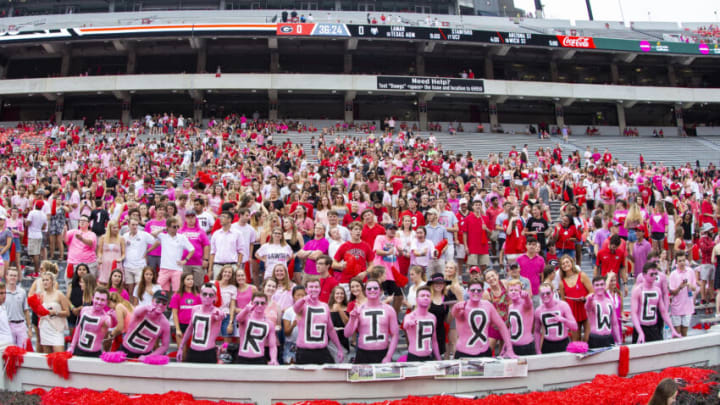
[99,242,122,284]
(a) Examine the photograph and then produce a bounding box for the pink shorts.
[157,268,182,292]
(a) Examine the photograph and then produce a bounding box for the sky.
[514,0,720,24]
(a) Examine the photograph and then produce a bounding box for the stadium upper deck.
[0,0,716,134]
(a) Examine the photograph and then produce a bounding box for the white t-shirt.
[0,305,13,347]
[197,211,215,233]
[158,233,194,271]
[133,284,161,307]
[255,243,293,279]
[123,230,156,269]
[230,222,257,264]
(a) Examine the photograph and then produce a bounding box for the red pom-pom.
[26,388,46,396]
[344,253,358,277]
[46,352,73,380]
[27,294,50,317]
[434,239,448,258]
[618,345,629,377]
[24,337,34,352]
[2,345,26,380]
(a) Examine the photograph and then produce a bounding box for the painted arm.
[658,297,681,338]
[67,308,84,353]
[267,327,279,365]
[326,312,344,363]
[382,309,400,363]
[630,289,644,343]
[556,304,578,332]
[431,321,441,361]
[533,312,542,354]
[610,304,622,344]
[176,311,194,362]
[344,304,361,338]
[490,306,516,358]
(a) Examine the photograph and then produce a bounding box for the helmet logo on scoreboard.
[280,25,294,33]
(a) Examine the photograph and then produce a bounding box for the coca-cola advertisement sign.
[557,35,596,49]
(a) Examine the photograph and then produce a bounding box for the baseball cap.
[426,208,439,216]
[459,198,468,205]
[384,223,398,231]
[153,290,170,303]
[185,209,197,216]
[468,266,481,274]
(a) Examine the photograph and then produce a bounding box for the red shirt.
[554,224,578,250]
[361,223,386,248]
[333,241,375,283]
[596,247,626,276]
[503,219,526,254]
[398,210,425,230]
[464,212,490,255]
[319,275,339,303]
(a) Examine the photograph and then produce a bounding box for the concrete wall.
[2,332,719,405]
[0,74,717,105]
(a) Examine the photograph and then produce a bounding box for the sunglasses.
[468,288,483,293]
[366,286,380,291]
[201,292,216,298]
[540,291,553,297]
[169,225,179,229]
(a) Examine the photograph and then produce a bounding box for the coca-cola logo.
[557,35,595,49]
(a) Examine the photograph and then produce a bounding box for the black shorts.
[382,280,402,297]
[73,347,102,358]
[455,348,493,359]
[407,353,434,362]
[651,232,665,241]
[186,347,218,364]
[588,333,614,349]
[632,323,663,343]
[354,348,388,364]
[541,337,569,354]
[295,347,334,365]
[586,200,595,211]
[179,323,189,334]
[512,342,537,356]
[235,355,267,365]
[119,345,148,359]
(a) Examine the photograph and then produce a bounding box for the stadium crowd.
[0,114,718,365]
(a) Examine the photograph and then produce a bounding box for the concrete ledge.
[2,332,719,405]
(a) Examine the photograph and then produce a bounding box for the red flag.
[66,263,74,280]
[213,281,222,307]
[391,266,408,288]
[287,258,295,279]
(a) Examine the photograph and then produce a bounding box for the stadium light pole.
[585,0,594,21]
[618,0,626,24]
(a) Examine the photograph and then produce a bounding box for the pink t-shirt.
[517,254,545,295]
[668,268,697,316]
[649,213,668,233]
[145,219,166,256]
[66,229,97,265]
[169,292,201,325]
[373,235,403,282]
[178,224,210,266]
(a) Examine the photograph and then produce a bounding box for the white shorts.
[671,314,692,328]
[124,267,143,285]
[28,238,42,256]
[698,264,714,282]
